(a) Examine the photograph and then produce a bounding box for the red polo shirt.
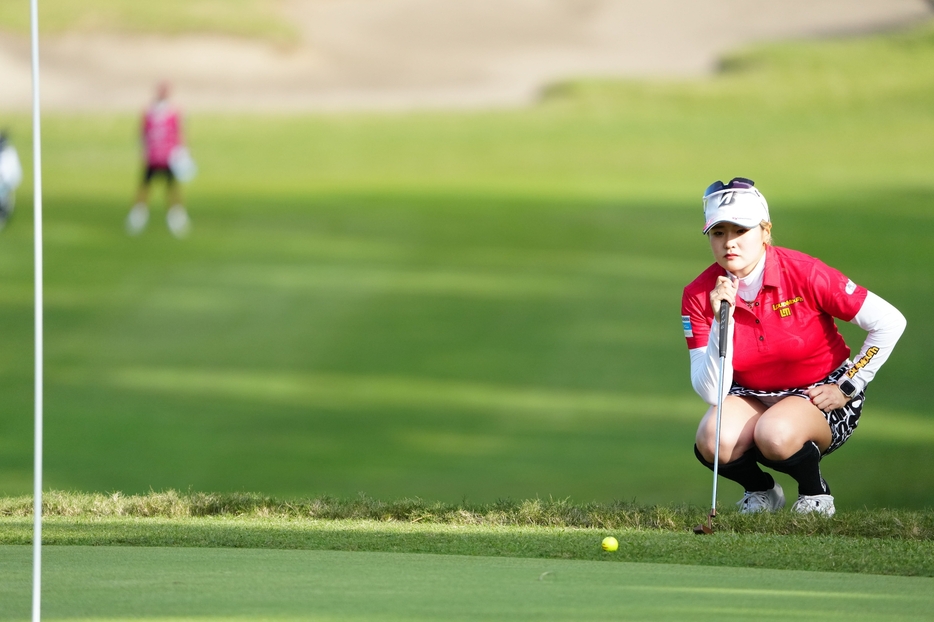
[681,246,868,391]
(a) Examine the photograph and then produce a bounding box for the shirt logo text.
[773,297,804,318]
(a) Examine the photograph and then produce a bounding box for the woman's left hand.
[806,384,850,412]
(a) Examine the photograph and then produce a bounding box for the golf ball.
[601,536,618,552]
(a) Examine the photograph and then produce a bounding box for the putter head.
[693,509,716,535]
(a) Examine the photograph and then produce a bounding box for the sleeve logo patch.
[682,315,693,338]
[845,279,857,295]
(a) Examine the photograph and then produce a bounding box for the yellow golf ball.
[601,536,618,552]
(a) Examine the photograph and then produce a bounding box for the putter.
[694,300,731,535]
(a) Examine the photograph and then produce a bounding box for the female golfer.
[681,178,906,516]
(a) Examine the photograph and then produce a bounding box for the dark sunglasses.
[703,177,755,198]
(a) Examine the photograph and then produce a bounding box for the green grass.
[2,490,933,540]
[0,0,296,43]
[1,23,934,513]
[4,546,932,622]
[2,18,934,622]
[3,491,934,577]
[6,518,934,576]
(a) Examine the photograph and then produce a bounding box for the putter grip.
[718,301,730,358]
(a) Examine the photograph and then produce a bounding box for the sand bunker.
[0,0,931,112]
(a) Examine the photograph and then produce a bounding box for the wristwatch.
[838,379,859,400]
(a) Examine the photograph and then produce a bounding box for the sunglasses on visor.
[703,177,755,199]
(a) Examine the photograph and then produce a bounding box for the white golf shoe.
[167,204,191,238]
[737,482,785,514]
[126,204,149,235]
[791,494,835,517]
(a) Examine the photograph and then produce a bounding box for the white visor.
[702,187,770,234]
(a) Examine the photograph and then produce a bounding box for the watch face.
[840,380,857,397]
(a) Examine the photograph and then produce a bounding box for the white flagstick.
[30,0,44,620]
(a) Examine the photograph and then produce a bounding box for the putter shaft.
[699,302,730,535]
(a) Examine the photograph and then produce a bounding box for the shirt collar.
[761,247,779,288]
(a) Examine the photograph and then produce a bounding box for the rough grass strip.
[1,490,932,540]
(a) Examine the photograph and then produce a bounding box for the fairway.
[2,545,933,621]
[2,22,934,507]
[2,0,934,548]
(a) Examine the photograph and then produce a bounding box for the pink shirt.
[681,246,868,391]
[142,103,182,167]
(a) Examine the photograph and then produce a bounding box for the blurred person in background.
[0,129,23,231]
[682,177,906,516]
[126,81,192,238]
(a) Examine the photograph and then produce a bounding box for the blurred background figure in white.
[126,81,193,238]
[0,129,23,232]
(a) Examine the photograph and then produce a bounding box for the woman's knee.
[694,432,716,463]
[752,427,794,460]
[754,398,831,459]
[753,416,814,460]
[695,411,722,450]
[696,412,750,463]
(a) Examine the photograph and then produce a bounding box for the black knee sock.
[694,445,774,492]
[756,441,830,496]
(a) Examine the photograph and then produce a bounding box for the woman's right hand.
[709,276,738,321]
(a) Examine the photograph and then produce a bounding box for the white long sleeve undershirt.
[689,290,905,405]
[689,317,734,406]
[844,291,907,392]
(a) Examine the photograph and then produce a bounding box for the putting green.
[2,546,932,621]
